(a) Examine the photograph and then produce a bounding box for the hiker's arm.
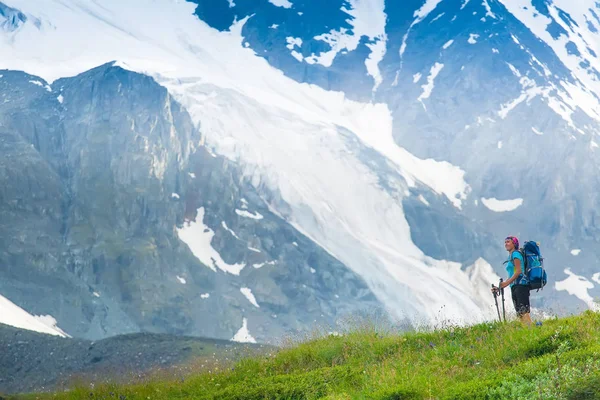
[503,258,522,287]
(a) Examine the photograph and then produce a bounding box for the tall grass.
[12,311,600,400]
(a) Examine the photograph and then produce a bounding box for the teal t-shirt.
[506,251,527,286]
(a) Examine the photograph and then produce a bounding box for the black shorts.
[511,285,530,315]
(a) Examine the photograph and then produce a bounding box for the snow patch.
[593,273,600,284]
[310,267,316,273]
[248,246,261,253]
[93,292,100,297]
[252,261,276,269]
[532,127,543,135]
[418,62,444,105]
[201,293,210,299]
[413,72,422,83]
[188,172,196,178]
[482,0,496,19]
[231,318,256,343]
[171,192,180,199]
[236,209,264,220]
[177,207,246,275]
[481,197,523,212]
[268,0,292,8]
[57,94,64,103]
[222,221,240,239]
[571,249,581,256]
[176,275,187,284]
[468,34,479,44]
[240,287,260,308]
[286,37,302,50]
[497,141,503,149]
[418,194,430,206]
[0,293,69,337]
[442,40,454,49]
[555,269,599,311]
[301,0,387,91]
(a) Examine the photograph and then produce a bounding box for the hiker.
[492,236,533,326]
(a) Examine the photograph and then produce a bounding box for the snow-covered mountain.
[1,0,599,340]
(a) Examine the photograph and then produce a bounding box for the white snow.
[286,37,302,50]
[93,292,100,297]
[231,317,256,343]
[532,127,543,135]
[481,197,523,212]
[177,207,246,275]
[592,141,599,149]
[497,141,503,149]
[201,293,210,299]
[252,261,276,269]
[555,268,599,311]
[248,246,261,253]
[221,221,240,239]
[293,241,298,246]
[235,209,264,220]
[268,0,292,8]
[300,0,387,91]
[593,273,600,284]
[171,192,180,199]
[418,194,430,206]
[0,293,69,337]
[412,72,422,83]
[240,287,260,308]
[270,24,279,29]
[461,0,471,9]
[571,249,581,256]
[29,79,43,87]
[430,13,445,23]
[188,172,196,179]
[57,94,64,103]
[176,275,187,284]
[310,267,316,273]
[0,0,495,327]
[418,62,444,105]
[492,48,499,54]
[442,40,454,49]
[482,0,496,19]
[468,34,479,44]
[506,63,521,77]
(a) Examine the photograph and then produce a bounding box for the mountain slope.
[14,311,600,399]
[1,0,599,340]
[0,64,383,342]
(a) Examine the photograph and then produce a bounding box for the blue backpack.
[518,241,548,291]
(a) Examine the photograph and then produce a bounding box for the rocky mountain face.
[0,64,382,341]
[1,0,600,345]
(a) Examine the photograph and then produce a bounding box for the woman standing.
[493,236,532,325]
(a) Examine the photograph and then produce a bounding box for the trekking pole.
[500,278,506,322]
[492,284,502,322]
